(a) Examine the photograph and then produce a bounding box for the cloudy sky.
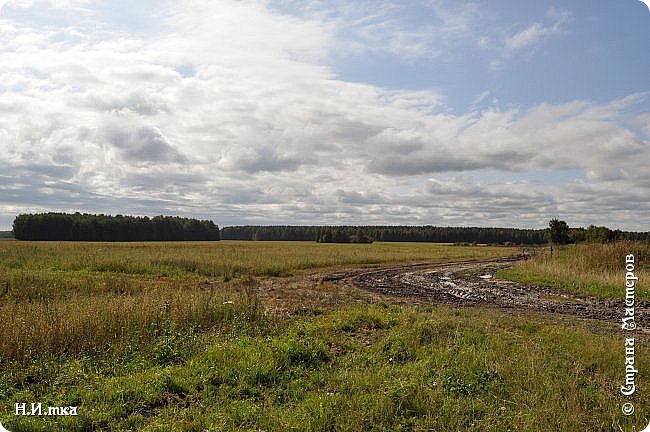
[1,0,649,230]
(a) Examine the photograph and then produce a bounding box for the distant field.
[0,241,646,431]
[0,240,516,278]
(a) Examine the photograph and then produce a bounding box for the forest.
[10,214,649,244]
[220,225,549,244]
[12,213,220,241]
[221,224,649,244]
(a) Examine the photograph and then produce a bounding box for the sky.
[0,0,649,231]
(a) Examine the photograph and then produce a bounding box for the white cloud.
[487,8,573,71]
[505,23,549,51]
[634,113,650,137]
[269,0,483,61]
[0,0,90,10]
[159,0,333,65]
[504,8,572,51]
[0,0,648,230]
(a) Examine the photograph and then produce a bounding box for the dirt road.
[323,257,646,323]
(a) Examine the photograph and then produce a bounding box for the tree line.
[220,225,549,244]
[11,214,648,244]
[12,213,220,241]
[546,219,649,244]
[219,225,375,243]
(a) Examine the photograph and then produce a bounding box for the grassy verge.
[499,241,649,300]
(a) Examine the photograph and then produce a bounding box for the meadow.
[499,241,649,300]
[0,240,647,431]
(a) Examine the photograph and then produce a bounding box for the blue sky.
[279,1,650,108]
[0,0,648,230]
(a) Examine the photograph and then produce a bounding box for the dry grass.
[0,240,515,364]
[0,280,263,363]
[500,241,649,299]
[0,240,516,279]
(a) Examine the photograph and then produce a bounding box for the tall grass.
[0,241,514,365]
[0,280,263,363]
[499,241,649,299]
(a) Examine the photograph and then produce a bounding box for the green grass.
[1,304,646,431]
[499,241,649,300]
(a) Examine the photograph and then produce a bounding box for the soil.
[321,256,647,325]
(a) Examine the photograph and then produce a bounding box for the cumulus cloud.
[0,0,648,230]
[101,122,186,164]
[362,96,649,184]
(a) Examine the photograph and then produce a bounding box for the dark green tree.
[12,213,220,241]
[547,219,571,245]
[585,225,614,243]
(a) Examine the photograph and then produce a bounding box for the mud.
[323,257,647,323]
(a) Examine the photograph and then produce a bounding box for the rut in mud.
[323,257,646,322]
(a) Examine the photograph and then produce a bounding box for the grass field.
[499,241,649,300]
[0,241,511,361]
[0,240,647,431]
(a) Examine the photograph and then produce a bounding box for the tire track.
[325,257,646,323]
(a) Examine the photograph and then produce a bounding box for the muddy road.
[323,256,646,323]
